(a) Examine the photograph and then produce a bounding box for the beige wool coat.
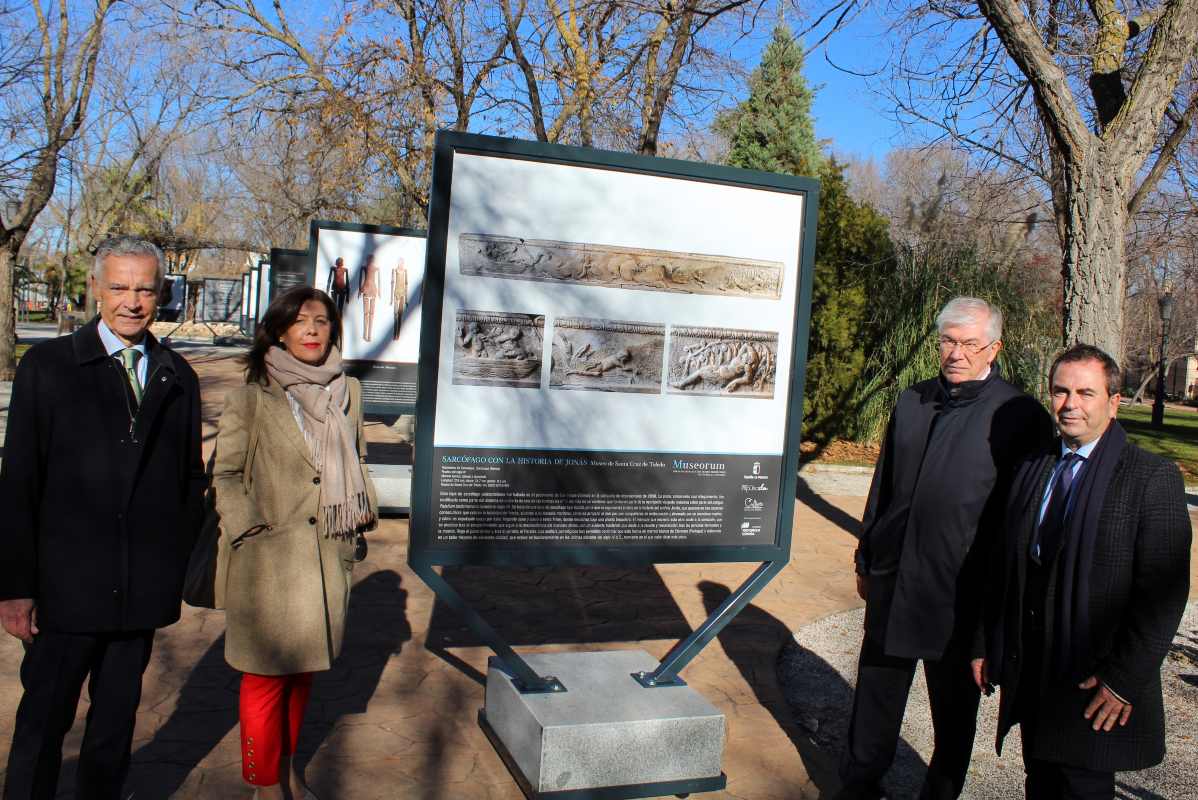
[213,377,378,675]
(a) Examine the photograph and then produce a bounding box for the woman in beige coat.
[214,286,378,800]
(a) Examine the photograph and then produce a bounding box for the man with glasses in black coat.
[837,297,1053,800]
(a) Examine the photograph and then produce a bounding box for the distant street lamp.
[1151,290,1175,428]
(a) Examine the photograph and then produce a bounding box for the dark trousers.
[1021,723,1114,800]
[838,634,981,800]
[330,287,348,314]
[3,629,155,800]
[1015,562,1113,799]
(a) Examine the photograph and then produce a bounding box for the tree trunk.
[1131,364,1158,403]
[0,242,17,381]
[1059,147,1128,361]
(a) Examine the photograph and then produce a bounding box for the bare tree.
[175,0,512,222]
[1122,194,1198,397]
[0,0,115,379]
[809,0,1198,359]
[500,0,760,152]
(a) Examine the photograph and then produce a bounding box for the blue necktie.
[1033,452,1082,564]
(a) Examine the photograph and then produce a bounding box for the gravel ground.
[779,603,1198,799]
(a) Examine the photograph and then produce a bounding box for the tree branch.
[976,0,1091,164]
[1128,94,1198,215]
[1107,0,1198,164]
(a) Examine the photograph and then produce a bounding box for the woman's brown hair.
[244,286,342,385]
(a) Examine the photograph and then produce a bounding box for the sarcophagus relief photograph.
[550,317,666,394]
[459,233,784,300]
[666,326,779,399]
[452,309,545,388]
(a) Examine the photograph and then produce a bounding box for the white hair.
[93,236,165,287]
[936,296,1002,341]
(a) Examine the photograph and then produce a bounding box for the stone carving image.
[666,326,778,399]
[460,233,783,300]
[453,310,545,388]
[550,317,665,395]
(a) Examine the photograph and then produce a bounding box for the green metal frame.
[409,131,818,706]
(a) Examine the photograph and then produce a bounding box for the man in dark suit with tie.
[976,344,1191,798]
[0,237,205,799]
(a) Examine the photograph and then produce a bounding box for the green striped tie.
[119,348,143,404]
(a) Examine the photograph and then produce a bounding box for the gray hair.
[93,236,165,287]
[936,296,1003,341]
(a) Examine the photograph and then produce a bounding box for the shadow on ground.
[796,476,863,538]
[424,565,695,684]
[697,579,848,798]
[120,569,410,796]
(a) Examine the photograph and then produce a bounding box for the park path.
[1,346,1194,799]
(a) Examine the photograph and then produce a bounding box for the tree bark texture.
[0,245,15,381]
[1059,148,1129,360]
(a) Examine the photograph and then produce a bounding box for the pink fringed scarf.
[264,346,376,539]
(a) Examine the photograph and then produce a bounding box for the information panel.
[307,221,426,414]
[267,247,311,307]
[159,274,186,322]
[246,263,261,331]
[410,132,817,567]
[256,259,271,325]
[198,278,242,323]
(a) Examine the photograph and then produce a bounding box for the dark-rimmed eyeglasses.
[937,336,995,355]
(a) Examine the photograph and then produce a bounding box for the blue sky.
[722,6,919,165]
[804,12,907,162]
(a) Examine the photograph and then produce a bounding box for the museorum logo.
[671,459,726,476]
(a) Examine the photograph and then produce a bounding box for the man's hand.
[855,574,868,601]
[971,658,993,695]
[0,598,38,643]
[1080,676,1132,731]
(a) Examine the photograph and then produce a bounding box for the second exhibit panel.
[312,223,426,409]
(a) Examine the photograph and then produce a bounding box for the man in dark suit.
[0,236,205,799]
[839,297,1053,799]
[976,344,1191,798]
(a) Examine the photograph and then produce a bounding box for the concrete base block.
[367,463,411,514]
[484,650,725,795]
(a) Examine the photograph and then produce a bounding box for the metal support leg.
[157,321,186,342]
[633,561,785,688]
[411,561,566,694]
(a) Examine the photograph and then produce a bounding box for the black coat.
[0,317,205,632]
[856,368,1052,659]
[987,438,1192,771]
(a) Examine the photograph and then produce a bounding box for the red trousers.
[239,672,314,786]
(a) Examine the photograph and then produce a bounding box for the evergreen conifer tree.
[718,25,822,175]
[719,25,892,441]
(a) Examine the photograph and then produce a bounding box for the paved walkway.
[1,348,1194,799]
